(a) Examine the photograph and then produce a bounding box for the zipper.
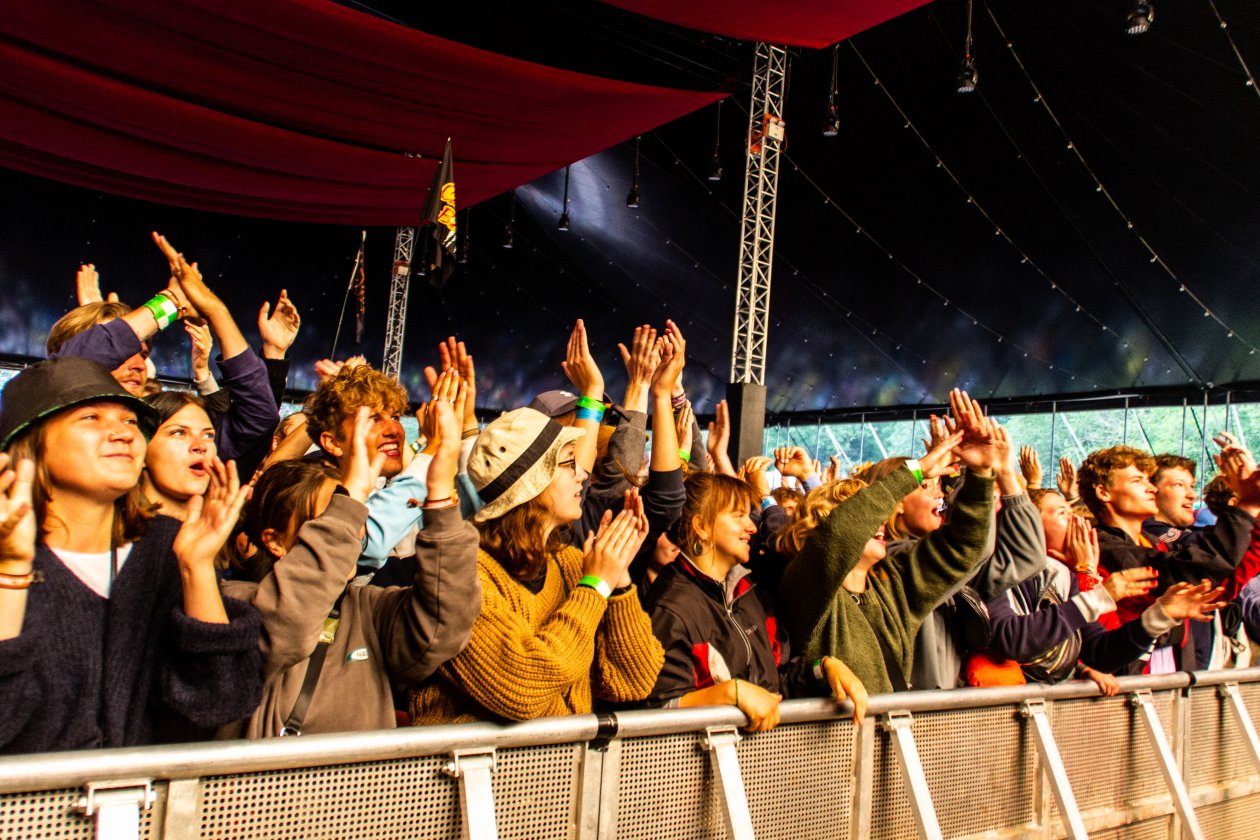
[724,598,754,668]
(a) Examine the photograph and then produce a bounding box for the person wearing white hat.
[409,406,664,724]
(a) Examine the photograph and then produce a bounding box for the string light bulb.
[1126,1,1154,35]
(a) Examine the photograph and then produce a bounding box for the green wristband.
[575,395,604,411]
[578,575,612,599]
[678,449,691,463]
[904,458,924,484]
[143,294,180,330]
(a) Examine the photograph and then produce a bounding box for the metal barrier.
[3,669,1260,839]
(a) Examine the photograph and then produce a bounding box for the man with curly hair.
[1079,445,1258,672]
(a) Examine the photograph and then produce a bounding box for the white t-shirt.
[50,543,136,598]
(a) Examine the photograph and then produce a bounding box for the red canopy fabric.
[599,0,930,49]
[0,0,721,225]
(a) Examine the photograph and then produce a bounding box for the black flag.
[422,138,456,290]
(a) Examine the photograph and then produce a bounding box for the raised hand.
[1103,566,1159,602]
[650,320,687,399]
[342,406,388,503]
[0,455,36,569]
[1158,581,1226,622]
[706,399,737,477]
[921,414,947,454]
[258,290,301,360]
[618,324,659,413]
[676,400,695,459]
[424,396,463,505]
[174,459,252,571]
[76,263,119,306]
[186,320,214,383]
[919,429,965,478]
[1214,433,1260,510]
[741,456,773,498]
[1063,514,1100,575]
[1019,446,1043,489]
[773,446,816,481]
[561,319,605,400]
[948,389,997,474]
[582,491,650,589]
[1057,457,1079,500]
[436,336,478,434]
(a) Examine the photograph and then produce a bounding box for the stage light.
[708,102,723,181]
[708,153,723,181]
[557,211,570,231]
[625,187,640,208]
[956,58,978,93]
[823,44,841,136]
[1126,1,1153,34]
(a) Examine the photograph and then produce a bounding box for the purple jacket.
[53,318,278,462]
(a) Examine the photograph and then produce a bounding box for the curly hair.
[1078,445,1155,518]
[305,364,409,448]
[46,301,133,355]
[1202,474,1236,517]
[775,478,869,557]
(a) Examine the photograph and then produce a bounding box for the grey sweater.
[908,490,1046,689]
[220,497,480,738]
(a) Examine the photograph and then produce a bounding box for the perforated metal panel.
[198,755,458,840]
[1197,792,1260,837]
[741,719,856,839]
[1086,816,1171,840]
[491,743,582,839]
[1188,682,1260,788]
[1051,692,1174,812]
[0,784,161,840]
[869,705,1035,839]
[615,732,724,840]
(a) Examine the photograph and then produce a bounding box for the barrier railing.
[3,669,1260,839]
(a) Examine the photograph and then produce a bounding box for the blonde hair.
[775,478,868,556]
[46,302,132,355]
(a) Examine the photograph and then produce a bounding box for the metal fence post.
[701,726,756,840]
[1221,683,1260,776]
[75,779,155,840]
[1130,690,1203,840]
[881,711,943,840]
[1021,700,1088,839]
[850,716,876,840]
[443,747,499,840]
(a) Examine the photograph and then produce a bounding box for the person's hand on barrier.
[821,656,868,726]
[1158,580,1226,622]
[1080,666,1120,697]
[732,679,782,732]
[1019,446,1043,489]
[1057,457,1079,501]
[1103,566,1159,602]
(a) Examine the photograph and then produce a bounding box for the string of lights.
[987,5,1260,358]
[848,42,1128,348]
[1206,0,1260,102]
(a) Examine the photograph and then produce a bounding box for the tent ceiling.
[1,0,1258,415]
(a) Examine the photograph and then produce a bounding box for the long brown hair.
[476,498,571,583]
[4,421,155,547]
[236,459,342,581]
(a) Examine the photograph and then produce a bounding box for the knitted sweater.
[0,517,264,753]
[409,545,664,724]
[780,468,995,694]
[220,498,480,738]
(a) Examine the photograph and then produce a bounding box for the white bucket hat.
[469,407,585,522]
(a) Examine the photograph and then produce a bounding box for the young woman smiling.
[0,357,262,753]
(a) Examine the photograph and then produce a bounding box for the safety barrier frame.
[3,669,1260,839]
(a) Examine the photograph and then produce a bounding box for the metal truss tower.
[730,42,789,385]
[382,226,416,379]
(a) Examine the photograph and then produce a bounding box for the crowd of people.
[1,231,1258,754]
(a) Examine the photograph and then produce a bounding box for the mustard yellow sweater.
[409,545,664,724]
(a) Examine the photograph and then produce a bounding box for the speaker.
[725,382,767,466]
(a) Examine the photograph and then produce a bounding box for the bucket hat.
[469,407,584,522]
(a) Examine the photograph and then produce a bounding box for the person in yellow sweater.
[410,405,665,724]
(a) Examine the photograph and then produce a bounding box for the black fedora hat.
[0,357,159,450]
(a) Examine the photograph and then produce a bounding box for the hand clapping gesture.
[582,488,650,589]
